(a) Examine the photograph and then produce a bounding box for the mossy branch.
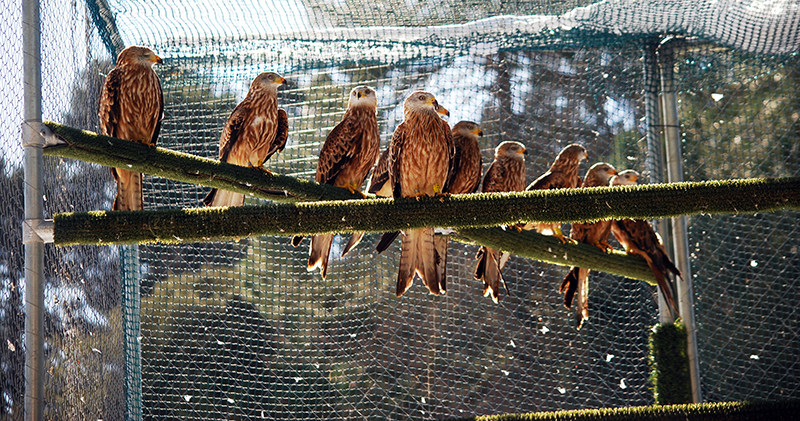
[42,121,361,203]
[44,121,800,285]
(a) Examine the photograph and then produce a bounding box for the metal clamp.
[22,218,54,244]
[22,120,64,147]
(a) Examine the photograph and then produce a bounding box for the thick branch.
[42,121,361,203]
[45,121,800,285]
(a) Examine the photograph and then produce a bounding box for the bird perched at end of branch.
[523,144,587,242]
[300,86,380,279]
[560,162,617,329]
[203,71,288,208]
[386,91,454,297]
[474,141,527,303]
[99,45,164,211]
[609,170,681,316]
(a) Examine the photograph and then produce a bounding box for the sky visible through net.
[1,1,798,420]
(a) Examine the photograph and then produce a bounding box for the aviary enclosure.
[2,0,798,419]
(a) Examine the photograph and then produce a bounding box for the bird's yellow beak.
[151,55,163,64]
[521,148,528,156]
[433,100,449,117]
[278,76,287,85]
[473,128,483,137]
[631,174,639,182]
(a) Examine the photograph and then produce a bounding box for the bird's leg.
[595,240,613,253]
[249,160,274,175]
[432,183,450,201]
[552,226,574,244]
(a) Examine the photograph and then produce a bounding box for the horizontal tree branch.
[44,121,800,285]
[42,121,361,203]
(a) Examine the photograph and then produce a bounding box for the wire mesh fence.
[1,1,798,420]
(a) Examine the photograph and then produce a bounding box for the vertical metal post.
[643,38,675,325]
[22,0,45,420]
[123,246,142,421]
[657,38,702,403]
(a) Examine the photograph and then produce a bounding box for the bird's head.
[117,46,162,67]
[405,91,447,117]
[453,121,483,139]
[253,72,286,92]
[586,162,617,186]
[348,85,378,109]
[553,143,588,167]
[610,169,639,186]
[496,141,527,161]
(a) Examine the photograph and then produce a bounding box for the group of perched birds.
[98,46,681,329]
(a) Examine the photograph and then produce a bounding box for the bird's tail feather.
[397,228,442,297]
[204,188,244,208]
[307,234,333,279]
[560,267,579,309]
[475,246,504,303]
[434,235,448,293]
[112,168,144,211]
[341,233,364,257]
[377,231,400,253]
[646,256,678,316]
[574,267,590,330]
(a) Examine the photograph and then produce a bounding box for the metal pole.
[643,38,675,325]
[22,0,45,419]
[657,37,702,403]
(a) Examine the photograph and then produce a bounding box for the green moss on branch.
[42,121,360,203]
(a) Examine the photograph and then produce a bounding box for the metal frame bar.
[643,38,676,325]
[657,37,703,403]
[22,0,45,419]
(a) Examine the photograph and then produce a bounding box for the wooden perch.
[44,121,800,285]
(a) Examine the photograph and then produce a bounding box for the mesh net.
[1,1,798,420]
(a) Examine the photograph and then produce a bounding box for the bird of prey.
[203,71,288,207]
[445,121,483,195]
[559,162,617,328]
[524,144,587,242]
[473,141,527,303]
[387,91,454,297]
[610,170,681,316]
[367,99,452,256]
[339,145,391,257]
[302,86,380,278]
[98,45,164,211]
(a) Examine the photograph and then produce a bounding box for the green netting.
[1,1,799,420]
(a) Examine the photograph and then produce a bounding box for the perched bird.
[610,170,681,316]
[98,45,164,211]
[203,72,288,207]
[302,86,380,278]
[369,99,452,256]
[559,162,617,328]
[524,144,588,242]
[340,145,391,257]
[445,121,484,195]
[473,141,527,303]
[387,91,454,297]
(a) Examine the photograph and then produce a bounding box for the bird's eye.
[419,95,425,101]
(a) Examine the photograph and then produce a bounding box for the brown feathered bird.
[387,91,454,297]
[609,170,681,316]
[339,145,392,257]
[302,86,380,278]
[559,162,617,329]
[445,121,483,195]
[366,100,451,256]
[524,144,587,242]
[203,72,288,207]
[98,46,164,211]
[474,141,527,303]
